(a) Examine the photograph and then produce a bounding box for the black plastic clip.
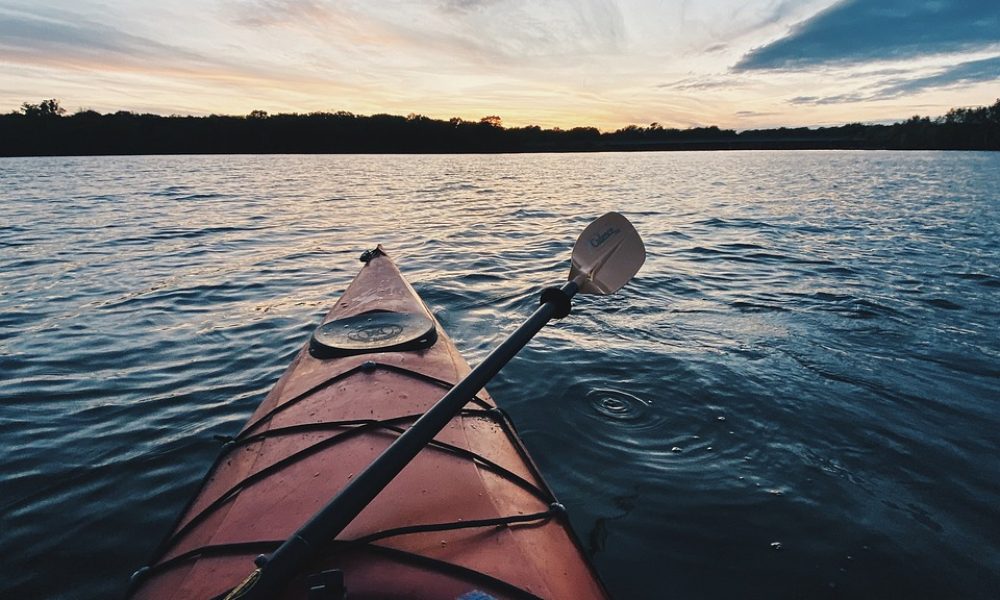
[359,247,385,263]
[540,286,573,319]
[307,569,347,600]
[129,566,150,586]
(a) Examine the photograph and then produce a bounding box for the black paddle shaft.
[241,280,579,598]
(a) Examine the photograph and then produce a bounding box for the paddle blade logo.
[589,226,621,248]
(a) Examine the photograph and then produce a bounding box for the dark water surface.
[1,152,998,599]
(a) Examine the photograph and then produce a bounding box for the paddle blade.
[569,212,645,295]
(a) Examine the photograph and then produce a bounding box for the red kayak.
[129,246,608,599]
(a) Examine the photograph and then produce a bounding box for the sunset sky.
[2,0,998,130]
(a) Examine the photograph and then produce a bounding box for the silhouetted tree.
[21,99,65,118]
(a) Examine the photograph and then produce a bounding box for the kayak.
[128,246,608,600]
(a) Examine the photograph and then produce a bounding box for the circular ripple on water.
[588,388,653,425]
[577,387,672,445]
[525,378,680,477]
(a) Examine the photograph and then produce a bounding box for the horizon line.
[10,98,1000,134]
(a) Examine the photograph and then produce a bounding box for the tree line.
[2,98,997,156]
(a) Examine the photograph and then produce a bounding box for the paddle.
[230,211,645,599]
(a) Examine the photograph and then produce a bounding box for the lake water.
[1,151,998,599]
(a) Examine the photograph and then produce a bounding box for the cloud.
[0,7,202,65]
[657,74,747,91]
[734,110,778,117]
[439,0,502,13]
[734,0,1000,70]
[877,54,1000,96]
[228,0,336,27]
[788,93,864,105]
[227,0,625,63]
[0,5,379,102]
[444,0,627,60]
[786,54,1000,105]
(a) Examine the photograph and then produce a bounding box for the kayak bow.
[129,246,612,600]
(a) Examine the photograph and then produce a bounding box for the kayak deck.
[129,248,607,599]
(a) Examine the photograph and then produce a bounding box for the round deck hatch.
[309,310,437,358]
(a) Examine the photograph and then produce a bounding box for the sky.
[1,0,998,130]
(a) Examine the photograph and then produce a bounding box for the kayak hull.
[129,248,607,599]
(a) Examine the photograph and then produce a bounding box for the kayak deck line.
[141,491,562,599]
[144,541,553,600]
[238,360,495,439]
[138,358,501,571]
[143,505,565,592]
[143,407,559,569]
[133,405,573,597]
[129,248,608,599]
[140,359,554,565]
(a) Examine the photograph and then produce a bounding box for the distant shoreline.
[6,146,997,160]
[3,99,997,157]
